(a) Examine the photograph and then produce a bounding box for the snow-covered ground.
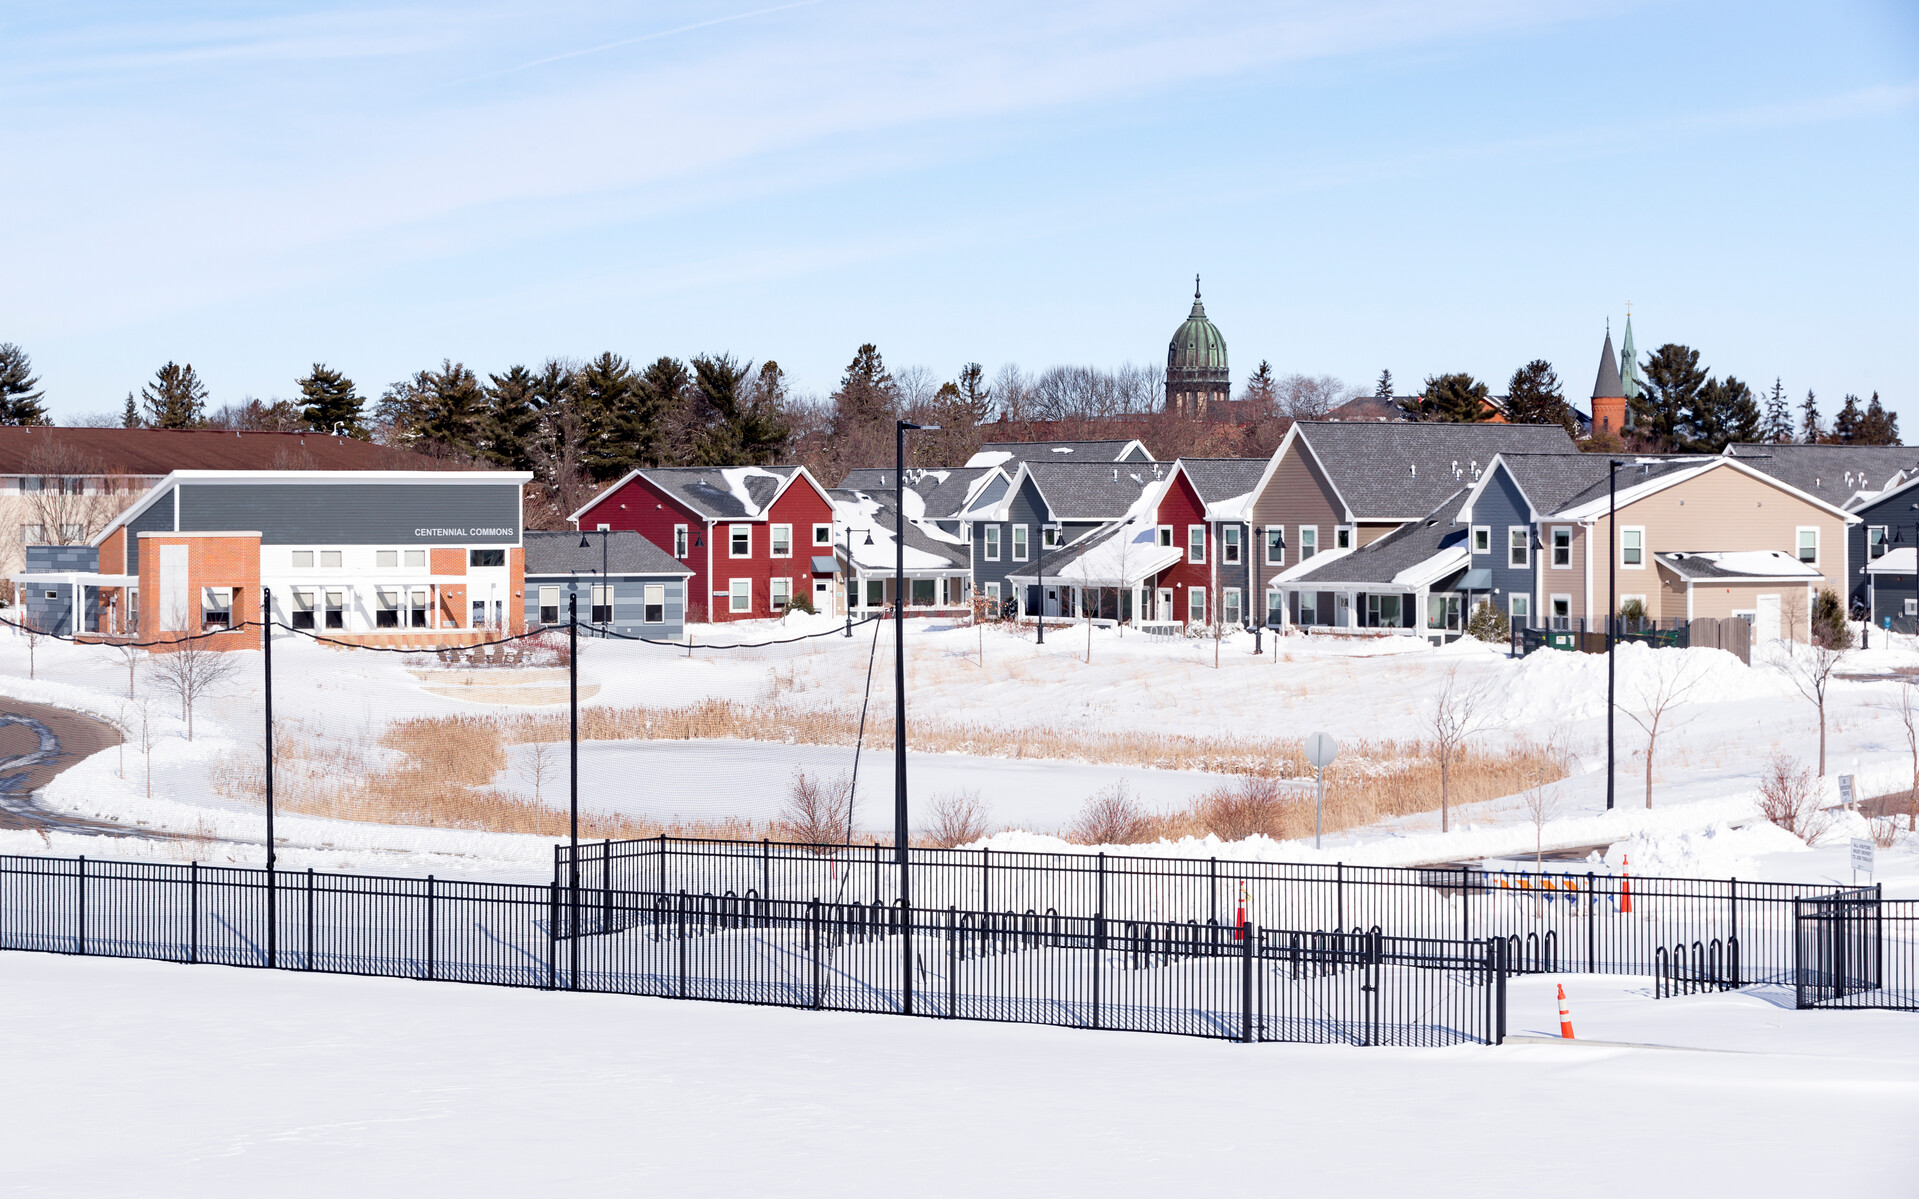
[3,951,1913,1197]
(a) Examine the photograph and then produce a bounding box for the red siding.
[1156,473,1212,624]
[576,472,835,623]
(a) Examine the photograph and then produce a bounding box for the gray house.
[524,530,693,638]
[965,460,1172,616]
[14,545,102,636]
[1279,489,1480,642]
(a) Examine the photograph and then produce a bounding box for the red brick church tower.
[1590,315,1642,437]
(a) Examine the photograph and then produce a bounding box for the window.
[912,579,935,606]
[1266,590,1284,625]
[729,578,751,613]
[866,579,885,607]
[643,584,666,623]
[377,549,398,568]
[1335,526,1353,551]
[984,581,1001,608]
[1366,593,1402,627]
[325,590,345,629]
[1551,527,1572,568]
[471,600,485,627]
[538,586,560,625]
[771,525,792,558]
[597,523,610,532]
[1265,528,1284,566]
[1187,525,1206,564]
[1550,595,1571,631]
[1797,527,1819,565]
[674,526,689,558]
[410,588,430,628]
[1158,526,1174,548]
[1509,527,1529,569]
[1472,526,1491,554]
[1870,527,1889,560]
[376,588,401,628]
[201,588,232,629]
[1509,594,1530,624]
[404,549,425,569]
[590,584,612,623]
[961,524,972,544]
[1223,588,1241,627]
[20,524,44,545]
[1907,599,1918,618]
[813,524,832,547]
[1012,525,1029,562]
[983,525,1001,561]
[59,524,83,543]
[321,550,342,569]
[1298,592,1318,625]
[290,589,316,630]
[19,477,41,492]
[292,550,314,569]
[1621,527,1644,567]
[1223,526,1242,564]
[1187,587,1206,624]
[469,548,505,568]
[1042,526,1061,549]
[729,525,751,558]
[1427,594,1462,631]
[770,578,791,611]
[1299,527,1318,560]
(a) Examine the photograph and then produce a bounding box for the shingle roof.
[1547,456,1719,513]
[1724,444,1919,508]
[1494,453,1617,515]
[968,439,1150,467]
[1294,421,1579,520]
[835,466,996,519]
[1654,550,1822,582]
[633,465,803,520]
[828,490,969,570]
[1592,330,1624,400]
[1176,458,1267,508]
[524,530,692,576]
[1287,489,1473,587]
[0,426,443,475]
[1025,460,1172,521]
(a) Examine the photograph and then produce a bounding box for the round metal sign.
[1304,731,1339,770]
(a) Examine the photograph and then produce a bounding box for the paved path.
[0,699,145,836]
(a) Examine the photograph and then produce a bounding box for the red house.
[570,466,836,623]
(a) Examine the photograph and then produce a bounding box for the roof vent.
[1051,447,1073,454]
[1410,463,1416,477]
[1112,468,1119,481]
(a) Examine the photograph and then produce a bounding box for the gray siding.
[124,498,176,571]
[970,476,1053,609]
[523,574,686,638]
[175,482,521,545]
[1472,467,1538,625]
[1854,489,1919,630]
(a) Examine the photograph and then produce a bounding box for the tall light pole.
[895,419,936,1015]
[1607,459,1622,812]
[1035,521,1061,644]
[578,528,609,632]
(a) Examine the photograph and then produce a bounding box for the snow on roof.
[1392,544,1470,588]
[1007,521,1181,587]
[717,466,785,517]
[1656,550,1823,581]
[1868,547,1919,575]
[965,450,1014,469]
[830,492,966,572]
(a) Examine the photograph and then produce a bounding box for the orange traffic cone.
[1557,984,1576,1039]
[1234,879,1248,940]
[1620,854,1633,914]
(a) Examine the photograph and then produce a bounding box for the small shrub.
[1066,782,1155,845]
[1467,600,1510,643]
[787,591,817,616]
[779,769,855,850]
[925,790,992,847]
[1812,588,1852,649]
[1197,775,1296,841]
[1617,597,1648,631]
[1757,754,1836,844]
[1871,816,1902,850]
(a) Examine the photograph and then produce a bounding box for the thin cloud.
[463,0,828,84]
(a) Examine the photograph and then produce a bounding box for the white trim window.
[771,524,792,558]
[1796,526,1819,565]
[1012,524,1029,562]
[960,523,972,544]
[1869,526,1889,560]
[812,523,832,547]
[1907,598,1918,618]
[1472,526,1491,554]
[1266,588,1284,625]
[1223,587,1241,627]
[1335,525,1354,550]
[201,587,233,630]
[1551,526,1572,568]
[1187,587,1206,624]
[984,581,1001,607]
[983,525,1001,562]
[728,578,751,612]
[1508,527,1529,569]
[538,586,560,625]
[1042,526,1062,550]
[1223,525,1242,564]
[770,577,791,611]
[1508,593,1530,624]
[643,584,666,623]
[1621,526,1645,568]
[1549,594,1572,630]
[729,524,751,558]
[1265,528,1284,566]
[1187,525,1206,564]
[1298,526,1318,560]
[674,525,689,558]
[1157,525,1174,548]
[290,589,316,630]
[589,584,612,623]
[324,590,345,629]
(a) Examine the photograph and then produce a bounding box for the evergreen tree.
[1832,394,1864,443]
[0,344,49,425]
[377,360,484,454]
[1374,369,1393,399]
[1405,372,1490,422]
[480,364,542,470]
[1801,389,1821,443]
[1761,378,1793,443]
[1504,359,1574,434]
[1243,361,1278,409]
[685,354,791,466]
[296,363,365,437]
[831,344,895,436]
[625,355,687,470]
[1683,376,1761,454]
[1859,392,1901,446]
[121,392,140,428]
[571,353,644,479]
[956,361,992,420]
[1635,344,1707,451]
[141,362,209,428]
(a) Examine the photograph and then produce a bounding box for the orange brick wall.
[137,533,262,650]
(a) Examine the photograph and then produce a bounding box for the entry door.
[1756,593,1782,641]
[1335,593,1351,627]
[814,578,830,610]
[1044,586,1060,616]
[1157,588,1173,619]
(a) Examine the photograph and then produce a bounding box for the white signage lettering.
[413,527,516,538]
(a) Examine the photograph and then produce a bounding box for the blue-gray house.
[524,530,693,638]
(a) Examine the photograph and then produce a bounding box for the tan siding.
[1247,446,1344,599]
[1687,580,1811,623]
[1540,521,1587,620]
[1355,523,1398,547]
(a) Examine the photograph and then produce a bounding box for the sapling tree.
[1620,650,1709,807]
[1519,729,1573,869]
[1428,666,1498,832]
[1885,679,1919,832]
[1781,592,1851,775]
[146,639,241,741]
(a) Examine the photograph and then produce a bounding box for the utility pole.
[262,586,275,966]
[895,420,935,1014]
[1608,459,1622,811]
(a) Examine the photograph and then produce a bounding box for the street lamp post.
[894,419,936,1016]
[577,528,609,633]
[1035,522,1061,644]
[1607,459,1623,812]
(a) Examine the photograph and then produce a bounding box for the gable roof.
[835,465,1001,520]
[1549,455,1862,523]
[1284,488,1474,589]
[0,426,443,475]
[1285,420,1579,521]
[966,439,1152,469]
[829,490,969,572]
[1462,453,1704,523]
[524,530,692,577]
[1004,518,1182,587]
[93,468,532,544]
[1724,443,1919,509]
[1173,457,1268,519]
[1020,460,1172,522]
[571,465,825,524]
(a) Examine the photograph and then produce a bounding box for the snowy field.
[3,951,1914,1198]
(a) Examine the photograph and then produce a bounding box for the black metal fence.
[1795,891,1919,1012]
[0,852,1507,1047]
[1513,616,1751,663]
[559,836,1847,986]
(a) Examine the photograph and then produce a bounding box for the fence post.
[677,890,688,999]
[1240,920,1255,1043]
[1728,877,1739,987]
[425,875,436,982]
[809,898,822,1010]
[546,881,558,991]
[1336,862,1344,931]
[1461,865,1470,942]
[76,855,85,956]
[305,868,314,971]
[1091,912,1105,1031]
[1587,871,1597,973]
[189,860,199,964]
[947,905,958,1019]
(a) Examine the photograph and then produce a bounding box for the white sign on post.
[1838,775,1855,808]
[1852,837,1875,882]
[1304,733,1339,851]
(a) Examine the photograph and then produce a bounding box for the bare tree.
[14,610,50,679]
[1780,633,1849,775]
[1620,651,1709,807]
[779,769,855,849]
[146,641,241,741]
[1518,730,1574,868]
[19,439,136,552]
[1886,680,1919,833]
[102,637,143,697]
[519,737,556,807]
[924,790,992,847]
[1756,754,1835,844]
[1278,374,1356,420]
[1428,666,1498,832]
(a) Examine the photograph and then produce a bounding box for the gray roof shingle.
[1025,460,1172,521]
[630,466,802,520]
[525,530,692,577]
[835,466,997,519]
[1177,457,1268,507]
[1287,489,1474,587]
[1522,454,1710,514]
[1725,443,1919,509]
[1295,421,1578,519]
[828,490,970,569]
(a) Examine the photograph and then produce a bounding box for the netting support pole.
[263,588,276,969]
[896,419,927,1017]
[569,592,580,990]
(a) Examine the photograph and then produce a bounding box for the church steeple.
[1619,310,1645,401]
[1591,320,1629,437]
[1166,275,1228,417]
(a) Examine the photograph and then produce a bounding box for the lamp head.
[578,533,591,549]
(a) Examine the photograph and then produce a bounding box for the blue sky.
[5,1,1916,424]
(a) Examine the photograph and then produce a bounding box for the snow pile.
[1497,641,1782,724]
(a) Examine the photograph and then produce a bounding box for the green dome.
[1168,294,1229,376]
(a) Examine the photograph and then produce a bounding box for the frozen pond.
[496,738,1235,834]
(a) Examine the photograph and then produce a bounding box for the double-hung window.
[1509,594,1530,624]
[1265,528,1284,565]
[1797,527,1819,565]
[1187,525,1206,564]
[409,588,430,628]
[771,524,792,558]
[376,588,402,628]
[1187,588,1206,624]
[1621,527,1644,567]
[983,525,1001,561]
[674,525,689,558]
[1509,527,1529,569]
[1870,526,1889,560]
[729,578,751,612]
[290,589,316,630]
[770,578,791,611]
[1551,527,1572,568]
[643,585,666,623]
[325,590,346,629]
[538,586,560,625]
[1223,526,1241,564]
[590,584,612,623]
[1298,527,1318,560]
[1012,525,1029,561]
[1223,588,1241,626]
[729,525,751,558]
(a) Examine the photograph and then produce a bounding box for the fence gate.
[1795,888,1882,1008]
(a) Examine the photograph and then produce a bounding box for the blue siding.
[1471,465,1539,626]
[1852,490,1919,632]
[523,575,687,638]
[970,476,1053,608]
